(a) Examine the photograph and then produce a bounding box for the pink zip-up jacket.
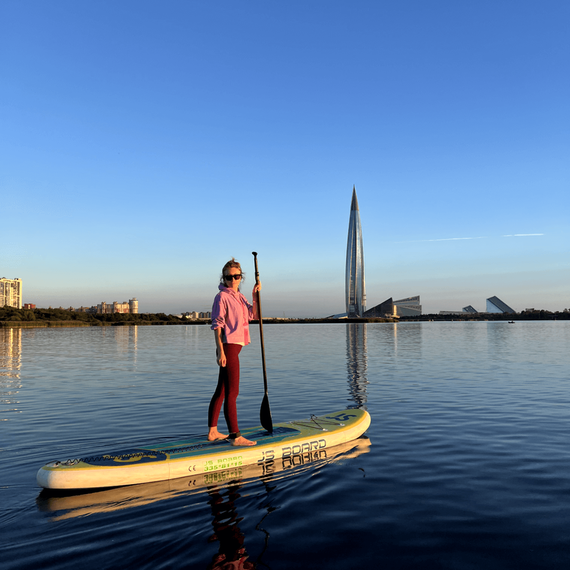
[211,284,255,345]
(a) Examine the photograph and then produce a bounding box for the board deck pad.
[37,409,371,490]
[79,426,300,467]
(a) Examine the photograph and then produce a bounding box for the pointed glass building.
[345,186,366,317]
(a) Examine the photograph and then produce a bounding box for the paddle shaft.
[252,252,273,432]
[252,252,268,394]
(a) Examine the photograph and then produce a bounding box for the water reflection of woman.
[208,258,260,447]
[206,484,255,570]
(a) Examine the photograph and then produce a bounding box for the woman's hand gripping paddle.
[252,252,273,433]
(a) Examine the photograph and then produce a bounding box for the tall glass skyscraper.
[345,186,366,317]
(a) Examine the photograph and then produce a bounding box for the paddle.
[252,251,273,433]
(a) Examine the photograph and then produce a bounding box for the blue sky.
[2,1,569,316]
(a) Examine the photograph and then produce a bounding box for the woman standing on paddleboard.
[208,258,260,447]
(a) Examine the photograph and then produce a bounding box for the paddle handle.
[252,252,269,395]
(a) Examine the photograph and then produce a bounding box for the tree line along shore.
[1,306,569,328]
[0,307,185,327]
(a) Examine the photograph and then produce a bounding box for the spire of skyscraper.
[345,185,366,317]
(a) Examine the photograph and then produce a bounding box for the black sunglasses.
[224,274,242,281]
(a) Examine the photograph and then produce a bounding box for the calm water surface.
[1,322,570,569]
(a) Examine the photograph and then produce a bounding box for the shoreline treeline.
[398,309,570,321]
[0,307,191,327]
[1,306,569,328]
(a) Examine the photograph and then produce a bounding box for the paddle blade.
[260,393,273,433]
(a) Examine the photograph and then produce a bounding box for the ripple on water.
[1,322,570,569]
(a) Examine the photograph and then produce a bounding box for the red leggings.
[208,343,242,436]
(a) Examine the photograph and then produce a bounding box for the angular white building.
[345,186,366,317]
[486,296,515,314]
[394,296,422,317]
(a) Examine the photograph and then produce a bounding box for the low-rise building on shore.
[181,311,211,320]
[73,298,139,314]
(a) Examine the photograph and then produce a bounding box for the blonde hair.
[220,258,246,285]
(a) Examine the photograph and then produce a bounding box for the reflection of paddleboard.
[37,409,371,490]
[37,437,371,520]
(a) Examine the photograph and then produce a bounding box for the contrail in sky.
[422,236,486,242]
[397,234,544,244]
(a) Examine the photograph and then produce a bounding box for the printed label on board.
[203,456,243,472]
[282,439,326,458]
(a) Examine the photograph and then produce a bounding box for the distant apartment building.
[23,303,36,310]
[74,298,139,314]
[96,299,139,314]
[181,311,212,320]
[1,278,22,309]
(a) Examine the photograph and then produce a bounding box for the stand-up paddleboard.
[37,409,371,490]
[38,437,371,520]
